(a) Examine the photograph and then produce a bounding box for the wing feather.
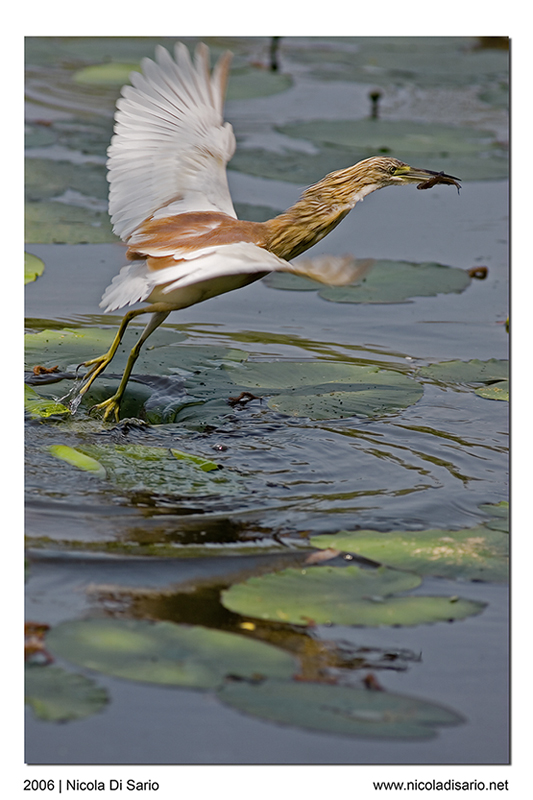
[100,243,291,312]
[107,43,236,241]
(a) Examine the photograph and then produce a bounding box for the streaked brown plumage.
[74,42,460,421]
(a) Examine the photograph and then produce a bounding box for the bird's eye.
[388,164,397,174]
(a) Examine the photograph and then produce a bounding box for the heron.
[75,42,460,421]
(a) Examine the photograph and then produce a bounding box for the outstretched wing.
[107,42,236,242]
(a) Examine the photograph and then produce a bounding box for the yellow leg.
[76,307,149,400]
[86,310,170,421]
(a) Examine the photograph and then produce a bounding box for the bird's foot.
[89,394,122,423]
[76,354,113,396]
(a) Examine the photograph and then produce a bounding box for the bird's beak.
[394,165,461,192]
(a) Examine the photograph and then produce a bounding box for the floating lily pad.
[289,37,507,89]
[25,664,108,722]
[48,445,107,478]
[27,325,424,424]
[24,385,70,419]
[24,325,186,373]
[217,679,463,740]
[71,59,291,98]
[73,62,140,85]
[46,619,298,689]
[279,119,498,159]
[226,67,292,100]
[25,201,115,244]
[231,121,507,183]
[25,158,108,203]
[310,526,508,583]
[221,565,485,627]
[474,381,509,401]
[479,501,509,532]
[266,259,471,304]
[420,358,508,385]
[420,359,509,402]
[223,361,423,419]
[24,252,45,284]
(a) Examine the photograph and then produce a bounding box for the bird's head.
[343,156,461,197]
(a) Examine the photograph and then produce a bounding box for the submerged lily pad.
[24,385,70,419]
[50,442,237,496]
[310,525,508,583]
[217,679,463,740]
[25,664,108,722]
[24,252,45,284]
[46,619,298,689]
[266,258,472,304]
[48,445,107,478]
[221,565,485,627]
[170,447,220,472]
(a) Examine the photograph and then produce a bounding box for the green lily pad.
[46,619,298,689]
[420,359,509,402]
[170,448,220,472]
[24,252,45,284]
[221,565,485,627]
[226,67,292,100]
[263,272,324,292]
[25,201,115,244]
[289,37,507,90]
[310,526,508,583]
[224,361,423,419]
[217,679,463,740]
[71,60,291,97]
[474,381,509,401]
[73,62,140,85]
[24,326,186,373]
[265,259,472,304]
[25,664,108,722]
[27,325,423,424]
[479,501,509,532]
[230,124,507,184]
[25,159,109,204]
[48,445,107,478]
[279,119,499,158]
[56,443,239,496]
[24,385,70,419]
[420,358,508,385]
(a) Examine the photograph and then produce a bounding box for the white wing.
[107,42,237,242]
[100,242,291,312]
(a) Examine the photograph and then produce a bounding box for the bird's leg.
[89,311,170,422]
[76,307,151,402]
